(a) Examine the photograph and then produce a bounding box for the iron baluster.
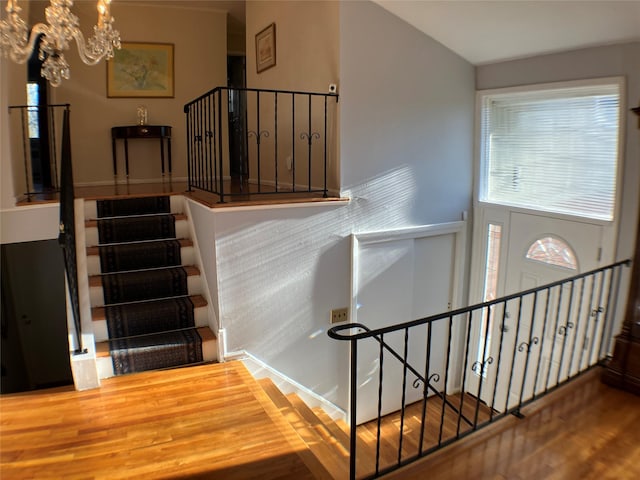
[292,93,296,192]
[323,95,328,197]
[544,285,563,393]
[575,278,589,373]
[375,332,384,476]
[587,276,598,365]
[457,311,474,437]
[532,288,553,400]
[274,92,278,192]
[438,316,454,445]
[556,281,577,385]
[349,335,357,480]
[517,292,540,406]
[490,301,508,420]
[587,271,607,365]
[599,265,623,360]
[418,322,433,455]
[397,328,410,466]
[567,279,586,379]
[474,305,494,427]
[504,297,524,415]
[217,90,224,201]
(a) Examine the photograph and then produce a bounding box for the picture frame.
[255,23,276,73]
[107,42,174,98]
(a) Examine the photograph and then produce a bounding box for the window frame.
[473,76,627,227]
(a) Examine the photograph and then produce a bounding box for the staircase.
[258,376,494,479]
[83,194,217,377]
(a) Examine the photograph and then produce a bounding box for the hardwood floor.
[1,364,638,480]
[0,362,326,480]
[386,368,640,480]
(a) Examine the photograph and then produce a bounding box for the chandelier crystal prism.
[0,0,121,87]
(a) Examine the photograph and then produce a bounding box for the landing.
[17,180,348,208]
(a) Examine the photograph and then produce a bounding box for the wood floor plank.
[0,362,316,480]
[2,363,638,480]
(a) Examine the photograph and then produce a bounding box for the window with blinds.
[478,80,622,221]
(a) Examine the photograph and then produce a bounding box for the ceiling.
[130,1,639,64]
[373,0,640,65]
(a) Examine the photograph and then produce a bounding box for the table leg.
[168,137,172,175]
[111,138,118,176]
[160,138,165,176]
[124,139,130,177]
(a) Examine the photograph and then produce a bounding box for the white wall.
[476,42,640,273]
[210,0,474,412]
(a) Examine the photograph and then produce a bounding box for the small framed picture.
[107,42,174,98]
[255,23,276,73]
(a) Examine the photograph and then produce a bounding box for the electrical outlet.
[331,307,349,324]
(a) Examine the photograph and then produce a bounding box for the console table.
[111,125,172,177]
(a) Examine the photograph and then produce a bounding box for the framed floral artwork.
[107,42,174,98]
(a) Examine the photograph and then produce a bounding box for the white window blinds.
[479,81,621,221]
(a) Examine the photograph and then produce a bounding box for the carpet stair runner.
[85,195,216,377]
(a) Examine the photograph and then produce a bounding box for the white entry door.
[467,208,616,411]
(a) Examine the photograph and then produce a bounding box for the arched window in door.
[526,236,578,270]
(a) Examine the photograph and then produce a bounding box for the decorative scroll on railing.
[8,103,70,201]
[56,106,84,355]
[328,260,631,479]
[184,87,338,202]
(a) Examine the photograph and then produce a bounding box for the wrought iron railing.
[184,87,338,202]
[8,103,70,201]
[328,260,631,479]
[56,107,85,355]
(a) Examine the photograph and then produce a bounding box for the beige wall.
[245,1,340,192]
[46,2,228,184]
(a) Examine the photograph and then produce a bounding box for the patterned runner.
[105,297,195,338]
[110,329,203,375]
[102,267,188,304]
[99,240,182,273]
[97,215,176,244]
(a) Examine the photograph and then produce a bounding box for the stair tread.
[85,213,187,227]
[87,238,193,256]
[89,265,200,287]
[96,326,215,358]
[92,294,208,321]
[258,378,349,479]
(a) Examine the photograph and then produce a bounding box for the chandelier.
[0,0,121,87]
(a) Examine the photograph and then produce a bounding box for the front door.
[466,207,616,411]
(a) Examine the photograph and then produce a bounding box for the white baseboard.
[241,351,346,422]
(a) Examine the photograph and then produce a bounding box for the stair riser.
[84,220,189,247]
[96,336,217,379]
[84,196,184,219]
[86,246,195,276]
[93,305,209,342]
[90,275,202,307]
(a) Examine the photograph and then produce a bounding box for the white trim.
[210,198,350,213]
[183,197,219,348]
[242,351,347,421]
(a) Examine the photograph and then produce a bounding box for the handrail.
[56,106,85,355]
[328,259,631,479]
[184,86,339,202]
[347,323,475,428]
[184,86,338,110]
[329,259,631,342]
